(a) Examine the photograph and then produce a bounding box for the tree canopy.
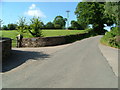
[8,23,17,30]
[53,16,67,29]
[104,2,120,25]
[75,2,114,34]
[70,20,84,30]
[2,25,8,30]
[45,22,54,29]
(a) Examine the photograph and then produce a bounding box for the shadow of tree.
[2,50,50,72]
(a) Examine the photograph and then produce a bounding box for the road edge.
[98,42,118,77]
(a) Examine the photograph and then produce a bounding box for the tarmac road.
[2,36,118,88]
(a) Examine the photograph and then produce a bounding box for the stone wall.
[22,36,66,47]
[0,38,12,61]
[22,33,89,47]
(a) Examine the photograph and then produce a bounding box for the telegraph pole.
[66,10,70,30]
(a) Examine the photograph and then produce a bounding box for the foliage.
[75,2,114,35]
[104,2,120,25]
[29,17,43,37]
[101,2,120,48]
[39,21,45,29]
[45,22,55,29]
[101,27,120,49]
[53,16,67,29]
[84,28,98,37]
[2,25,8,30]
[17,17,27,34]
[8,23,17,30]
[69,20,84,30]
[78,22,88,30]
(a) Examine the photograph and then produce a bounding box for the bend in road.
[2,36,118,88]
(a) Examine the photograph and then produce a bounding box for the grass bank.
[100,27,120,49]
[1,30,87,47]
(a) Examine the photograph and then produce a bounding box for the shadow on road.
[2,50,50,72]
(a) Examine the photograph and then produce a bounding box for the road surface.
[2,36,118,88]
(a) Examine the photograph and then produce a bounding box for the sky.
[1,2,78,26]
[0,1,112,30]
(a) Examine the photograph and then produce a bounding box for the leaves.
[29,17,43,37]
[53,16,66,29]
[17,17,27,34]
[75,2,114,34]
[104,2,120,25]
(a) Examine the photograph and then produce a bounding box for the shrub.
[85,28,97,37]
[2,25,8,30]
[45,22,54,29]
[17,17,27,34]
[101,27,120,49]
[29,17,43,37]
[8,24,17,30]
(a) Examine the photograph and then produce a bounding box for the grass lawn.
[1,30,87,47]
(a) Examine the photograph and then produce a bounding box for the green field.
[1,30,87,47]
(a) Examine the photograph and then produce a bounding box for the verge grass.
[100,27,120,49]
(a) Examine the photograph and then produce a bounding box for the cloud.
[25,4,46,18]
[26,9,46,18]
[29,4,36,9]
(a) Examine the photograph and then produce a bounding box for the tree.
[8,24,17,30]
[75,2,114,34]
[17,17,27,34]
[45,22,54,29]
[104,2,120,25]
[70,20,84,30]
[29,17,42,37]
[53,16,67,29]
[39,21,45,29]
[2,25,8,30]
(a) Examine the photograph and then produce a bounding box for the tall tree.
[104,2,120,25]
[75,2,114,34]
[53,16,67,29]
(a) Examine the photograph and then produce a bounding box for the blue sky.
[1,2,112,30]
[1,2,78,26]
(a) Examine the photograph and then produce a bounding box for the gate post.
[16,34,23,48]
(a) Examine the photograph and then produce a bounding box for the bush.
[8,24,17,30]
[2,25,8,30]
[17,17,27,34]
[101,27,120,49]
[29,17,43,37]
[45,22,54,29]
[68,27,74,30]
[85,28,97,37]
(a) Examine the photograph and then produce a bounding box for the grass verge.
[100,27,120,49]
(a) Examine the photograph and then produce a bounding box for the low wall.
[22,33,89,47]
[0,38,12,61]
